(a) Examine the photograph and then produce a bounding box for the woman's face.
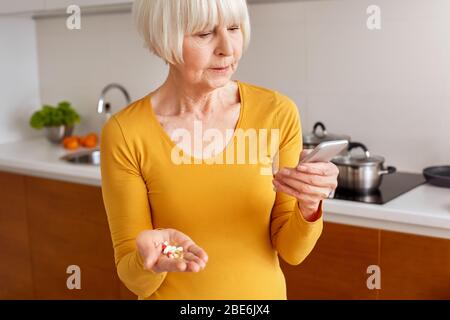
[173,23,243,90]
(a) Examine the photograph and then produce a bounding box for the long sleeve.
[270,94,324,266]
[100,115,167,298]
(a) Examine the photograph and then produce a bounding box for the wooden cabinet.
[0,171,136,300]
[1,170,449,299]
[379,231,450,299]
[0,172,34,299]
[280,223,380,299]
[280,224,450,300]
[25,176,121,299]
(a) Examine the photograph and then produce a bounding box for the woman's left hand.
[272,150,339,222]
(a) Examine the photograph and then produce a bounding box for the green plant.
[30,101,81,129]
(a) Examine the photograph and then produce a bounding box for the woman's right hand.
[136,228,208,273]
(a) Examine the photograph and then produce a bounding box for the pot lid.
[303,122,351,145]
[332,142,385,166]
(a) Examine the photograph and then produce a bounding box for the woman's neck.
[151,69,235,120]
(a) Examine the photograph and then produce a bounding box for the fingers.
[152,252,206,273]
[274,161,339,197]
[297,162,340,177]
[275,168,337,190]
[273,178,324,201]
[275,175,331,199]
[273,179,322,212]
[169,229,209,263]
[186,244,209,263]
[183,252,206,272]
[178,241,209,272]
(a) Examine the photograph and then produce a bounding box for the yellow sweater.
[100,80,323,300]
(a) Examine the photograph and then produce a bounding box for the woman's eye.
[196,26,239,38]
[198,32,212,38]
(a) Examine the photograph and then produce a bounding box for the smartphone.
[299,140,349,164]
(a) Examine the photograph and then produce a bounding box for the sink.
[60,148,100,165]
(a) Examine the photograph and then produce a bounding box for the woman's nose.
[215,29,233,56]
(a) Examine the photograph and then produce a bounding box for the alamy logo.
[66,265,81,290]
[367,5,381,30]
[66,5,81,30]
[366,265,381,290]
[169,120,280,176]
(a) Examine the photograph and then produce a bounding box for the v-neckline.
[145,80,245,163]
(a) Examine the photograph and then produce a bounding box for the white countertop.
[1,137,449,240]
[0,137,100,187]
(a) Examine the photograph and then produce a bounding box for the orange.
[81,133,98,148]
[63,136,80,150]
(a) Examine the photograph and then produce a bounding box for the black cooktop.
[330,172,427,204]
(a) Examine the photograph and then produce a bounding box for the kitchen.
[0,0,449,300]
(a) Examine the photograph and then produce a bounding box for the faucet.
[97,83,131,122]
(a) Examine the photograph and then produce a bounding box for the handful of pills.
[161,241,184,259]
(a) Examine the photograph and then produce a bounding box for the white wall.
[0,17,41,144]
[34,0,450,172]
[35,10,167,136]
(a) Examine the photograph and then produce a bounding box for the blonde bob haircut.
[133,0,251,65]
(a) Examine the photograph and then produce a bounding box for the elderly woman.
[101,0,339,300]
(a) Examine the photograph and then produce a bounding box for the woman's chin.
[204,77,232,89]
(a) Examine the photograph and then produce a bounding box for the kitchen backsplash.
[2,0,449,173]
[0,17,41,144]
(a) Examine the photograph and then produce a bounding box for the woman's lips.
[210,66,230,73]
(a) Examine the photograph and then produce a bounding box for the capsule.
[161,241,184,259]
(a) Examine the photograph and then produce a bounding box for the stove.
[330,172,427,204]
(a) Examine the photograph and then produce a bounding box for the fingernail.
[281,169,290,175]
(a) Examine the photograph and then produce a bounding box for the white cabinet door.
[45,0,131,11]
[0,0,46,15]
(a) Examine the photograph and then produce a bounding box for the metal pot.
[303,122,351,157]
[331,142,396,193]
[45,125,74,144]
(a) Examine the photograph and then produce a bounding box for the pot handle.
[348,142,371,158]
[378,166,397,176]
[313,122,328,138]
